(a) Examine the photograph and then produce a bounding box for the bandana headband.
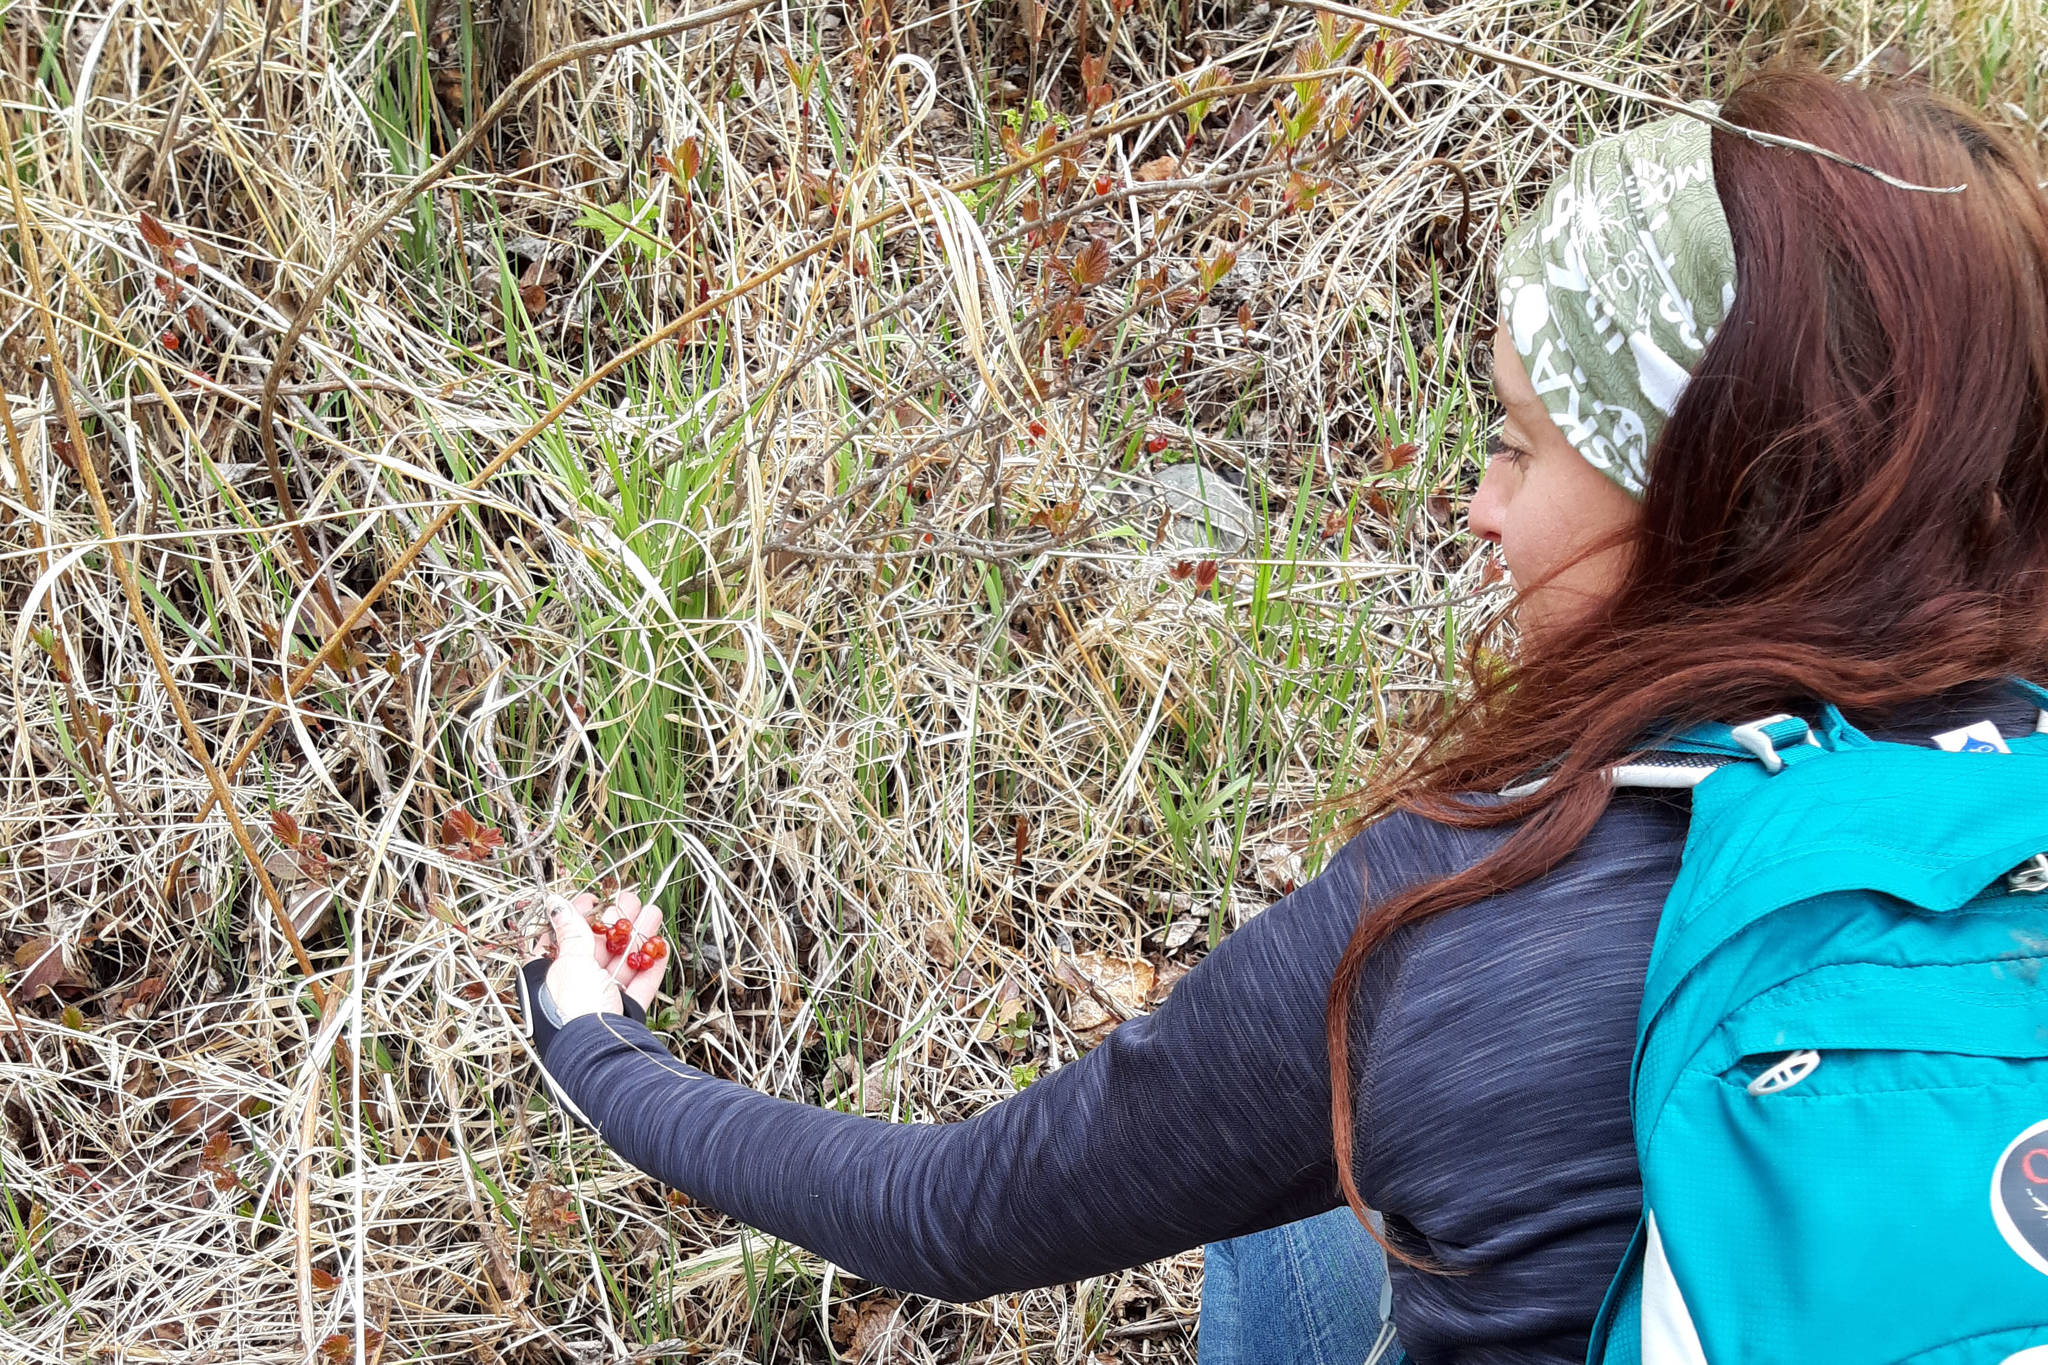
[1497,109,1737,497]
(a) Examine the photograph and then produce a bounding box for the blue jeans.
[1198,1207,1403,1365]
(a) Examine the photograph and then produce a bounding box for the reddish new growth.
[440,807,504,861]
[269,808,333,882]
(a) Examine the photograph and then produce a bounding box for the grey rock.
[1116,463,1255,555]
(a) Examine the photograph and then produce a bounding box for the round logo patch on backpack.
[1993,1118,2048,1276]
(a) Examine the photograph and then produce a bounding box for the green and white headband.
[1497,108,1738,497]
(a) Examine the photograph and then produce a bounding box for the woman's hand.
[518,888,671,1130]
[545,887,670,1024]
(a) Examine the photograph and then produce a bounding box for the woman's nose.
[1468,464,1506,546]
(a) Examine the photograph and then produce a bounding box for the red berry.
[626,949,650,972]
[160,330,179,349]
[1093,175,1113,196]
[1026,419,1047,440]
[1145,433,1170,454]
[642,937,668,962]
[607,918,633,953]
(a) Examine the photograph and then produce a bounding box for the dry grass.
[0,0,2034,1361]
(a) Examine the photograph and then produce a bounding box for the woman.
[517,71,2048,1363]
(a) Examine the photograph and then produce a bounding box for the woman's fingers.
[623,954,667,1014]
[631,895,662,937]
[605,895,666,987]
[555,885,670,1012]
[582,892,616,969]
[620,895,670,1010]
[550,897,599,960]
[587,887,641,969]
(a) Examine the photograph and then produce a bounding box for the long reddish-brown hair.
[1327,70,2048,1258]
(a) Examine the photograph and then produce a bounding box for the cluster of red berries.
[589,915,670,973]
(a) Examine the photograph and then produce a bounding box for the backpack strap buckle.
[1727,714,1814,774]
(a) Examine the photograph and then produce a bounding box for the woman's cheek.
[1500,498,1559,591]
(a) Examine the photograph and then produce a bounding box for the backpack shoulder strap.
[1519,678,2048,799]
[1609,752,1732,789]
[1612,713,1821,790]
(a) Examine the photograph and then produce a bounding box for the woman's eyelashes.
[1487,434,1533,467]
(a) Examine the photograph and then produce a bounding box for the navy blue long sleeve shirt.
[542,687,2043,1364]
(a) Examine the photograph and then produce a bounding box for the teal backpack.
[1587,684,2048,1365]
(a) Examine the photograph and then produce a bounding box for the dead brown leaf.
[1149,959,1190,1004]
[1375,439,1421,472]
[13,938,79,999]
[920,920,958,968]
[117,974,168,1019]
[522,1180,581,1243]
[1134,155,1180,183]
[1252,841,1305,897]
[166,1095,204,1134]
[308,590,383,640]
[262,850,304,885]
[517,258,558,316]
[1056,952,1154,1036]
[39,834,97,894]
[831,1296,908,1360]
[1221,100,1263,151]
[409,1132,453,1161]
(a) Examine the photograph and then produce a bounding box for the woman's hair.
[1327,70,2048,1257]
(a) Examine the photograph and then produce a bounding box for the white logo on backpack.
[1933,720,2012,753]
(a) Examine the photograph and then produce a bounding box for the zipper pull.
[2007,854,2048,894]
[1747,1050,1822,1096]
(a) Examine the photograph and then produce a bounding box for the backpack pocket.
[1643,969,2048,1364]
